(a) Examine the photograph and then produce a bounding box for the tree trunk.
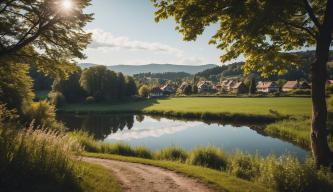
[311,25,333,168]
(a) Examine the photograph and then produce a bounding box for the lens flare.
[62,0,72,10]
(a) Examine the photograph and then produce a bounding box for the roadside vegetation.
[0,105,121,192]
[73,131,333,192]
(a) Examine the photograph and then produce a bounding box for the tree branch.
[284,21,317,39]
[0,15,61,57]
[303,0,321,29]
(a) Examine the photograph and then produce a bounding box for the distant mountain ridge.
[78,63,217,75]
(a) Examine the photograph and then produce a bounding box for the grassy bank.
[59,97,311,123]
[59,97,311,116]
[0,104,121,192]
[265,97,333,150]
[72,132,333,192]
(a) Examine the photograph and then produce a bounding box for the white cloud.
[87,29,183,56]
[105,122,202,140]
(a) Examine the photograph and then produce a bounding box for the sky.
[82,0,225,66]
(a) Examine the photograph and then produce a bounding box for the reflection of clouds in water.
[105,122,203,140]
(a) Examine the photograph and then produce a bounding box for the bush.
[187,146,227,170]
[256,156,333,192]
[156,146,188,162]
[326,84,333,94]
[289,89,311,95]
[133,146,153,159]
[227,152,260,180]
[24,101,65,131]
[48,91,66,106]
[85,96,95,103]
[138,85,150,98]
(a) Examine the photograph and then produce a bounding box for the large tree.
[152,0,333,167]
[0,0,93,76]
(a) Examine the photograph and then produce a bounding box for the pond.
[57,114,309,160]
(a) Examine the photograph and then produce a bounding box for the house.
[230,82,247,94]
[149,87,163,98]
[178,82,189,92]
[256,81,280,93]
[221,79,237,92]
[161,84,175,94]
[197,81,214,93]
[282,81,311,92]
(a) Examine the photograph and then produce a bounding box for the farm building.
[282,81,311,92]
[197,81,214,93]
[161,84,176,94]
[149,87,163,98]
[256,81,280,93]
[221,79,237,92]
[230,82,247,94]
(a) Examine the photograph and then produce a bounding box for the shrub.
[138,85,150,98]
[326,84,333,94]
[133,146,153,159]
[156,146,188,162]
[85,96,95,103]
[48,91,66,106]
[227,152,260,180]
[24,101,65,131]
[289,89,311,95]
[187,146,227,170]
[256,156,333,192]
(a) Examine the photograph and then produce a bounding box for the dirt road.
[82,157,216,192]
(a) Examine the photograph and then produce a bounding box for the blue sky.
[82,0,224,66]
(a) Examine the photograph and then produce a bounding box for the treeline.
[134,72,192,81]
[195,51,333,82]
[49,65,137,105]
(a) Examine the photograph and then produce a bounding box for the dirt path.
[82,157,216,192]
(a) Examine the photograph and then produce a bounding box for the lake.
[57,113,308,159]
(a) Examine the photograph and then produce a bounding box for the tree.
[139,85,150,98]
[51,69,86,102]
[249,77,257,95]
[80,66,118,102]
[192,85,198,94]
[183,84,192,95]
[0,62,34,114]
[152,0,333,166]
[117,72,126,100]
[125,76,138,97]
[0,0,93,76]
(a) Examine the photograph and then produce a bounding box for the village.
[148,79,333,97]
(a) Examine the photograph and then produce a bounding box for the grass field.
[60,97,312,117]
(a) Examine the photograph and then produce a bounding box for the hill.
[78,63,217,75]
[195,51,333,82]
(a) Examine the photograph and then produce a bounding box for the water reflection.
[57,114,135,140]
[57,113,309,159]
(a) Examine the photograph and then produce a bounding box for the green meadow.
[60,97,312,116]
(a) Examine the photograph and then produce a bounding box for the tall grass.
[0,125,82,191]
[74,130,333,192]
[265,117,311,148]
[187,146,228,170]
[156,146,188,162]
[71,131,153,159]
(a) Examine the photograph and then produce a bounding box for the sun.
[62,0,72,10]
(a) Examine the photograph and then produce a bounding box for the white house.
[256,81,280,93]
